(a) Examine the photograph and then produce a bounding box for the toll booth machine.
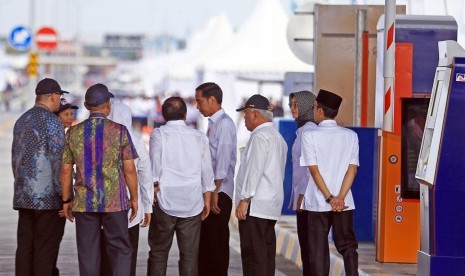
[375,15,457,263]
[415,40,465,276]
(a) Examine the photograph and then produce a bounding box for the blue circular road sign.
[8,25,33,51]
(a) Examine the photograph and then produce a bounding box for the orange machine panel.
[376,131,420,263]
[394,43,413,134]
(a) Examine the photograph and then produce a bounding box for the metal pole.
[383,0,396,131]
[353,9,367,127]
[26,0,37,111]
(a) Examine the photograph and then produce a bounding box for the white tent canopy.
[202,0,313,75]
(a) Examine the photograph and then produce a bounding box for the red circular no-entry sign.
[36,26,58,50]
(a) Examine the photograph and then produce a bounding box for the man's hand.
[235,200,249,221]
[63,203,74,222]
[140,213,151,227]
[296,194,304,212]
[330,196,348,212]
[201,200,211,221]
[211,192,221,214]
[129,199,138,222]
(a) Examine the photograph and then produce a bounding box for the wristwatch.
[325,194,334,203]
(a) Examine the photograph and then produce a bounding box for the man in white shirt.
[300,89,359,276]
[147,96,215,276]
[107,101,153,276]
[235,94,288,276]
[195,82,237,276]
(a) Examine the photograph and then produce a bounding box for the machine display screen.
[401,98,430,199]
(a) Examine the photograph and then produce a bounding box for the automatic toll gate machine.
[415,40,465,275]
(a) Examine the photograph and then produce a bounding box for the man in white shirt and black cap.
[235,94,288,276]
[300,89,359,276]
[147,96,215,276]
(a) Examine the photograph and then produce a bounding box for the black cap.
[85,83,114,106]
[35,78,69,95]
[236,94,273,112]
[55,98,78,114]
[316,89,342,110]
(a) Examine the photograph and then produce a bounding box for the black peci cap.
[35,78,69,95]
[236,94,273,112]
[316,89,342,110]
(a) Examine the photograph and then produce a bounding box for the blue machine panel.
[349,127,378,242]
[276,119,297,215]
[396,17,458,93]
[433,58,465,258]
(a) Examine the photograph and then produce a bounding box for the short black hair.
[162,96,187,121]
[317,101,339,119]
[196,82,223,104]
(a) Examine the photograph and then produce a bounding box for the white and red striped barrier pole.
[383,0,396,131]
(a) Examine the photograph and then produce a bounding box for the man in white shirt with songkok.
[235,94,288,276]
[147,96,215,276]
[300,89,359,276]
[195,82,237,276]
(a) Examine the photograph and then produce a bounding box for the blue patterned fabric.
[12,106,65,210]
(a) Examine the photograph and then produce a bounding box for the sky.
[0,0,463,44]
[0,0,310,43]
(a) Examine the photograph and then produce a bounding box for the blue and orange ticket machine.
[376,15,457,263]
[415,40,465,276]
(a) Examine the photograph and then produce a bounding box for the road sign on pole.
[36,26,58,51]
[8,26,33,51]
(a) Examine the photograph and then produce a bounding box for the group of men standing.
[11,77,359,276]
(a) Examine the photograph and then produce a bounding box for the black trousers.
[101,224,139,276]
[297,211,310,275]
[198,192,232,276]
[147,203,201,276]
[16,209,66,276]
[74,211,132,276]
[238,211,277,276]
[307,210,358,276]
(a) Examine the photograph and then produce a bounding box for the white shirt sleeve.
[350,133,360,166]
[136,139,154,213]
[214,120,236,180]
[149,129,162,183]
[201,135,215,193]
[240,135,267,199]
[300,131,317,166]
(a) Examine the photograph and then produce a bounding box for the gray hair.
[253,109,273,121]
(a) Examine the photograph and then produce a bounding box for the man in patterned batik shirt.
[61,83,139,275]
[12,78,69,275]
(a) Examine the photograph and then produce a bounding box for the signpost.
[8,25,33,51]
[35,26,58,51]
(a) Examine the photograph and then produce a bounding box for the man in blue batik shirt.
[12,78,69,275]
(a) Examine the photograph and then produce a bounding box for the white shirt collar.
[166,120,186,126]
[318,119,337,127]
[210,109,225,123]
[252,122,273,134]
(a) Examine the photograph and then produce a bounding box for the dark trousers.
[147,203,201,276]
[16,209,65,276]
[101,224,139,276]
[74,211,132,276]
[238,212,277,276]
[297,211,310,275]
[307,210,358,276]
[198,192,232,276]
